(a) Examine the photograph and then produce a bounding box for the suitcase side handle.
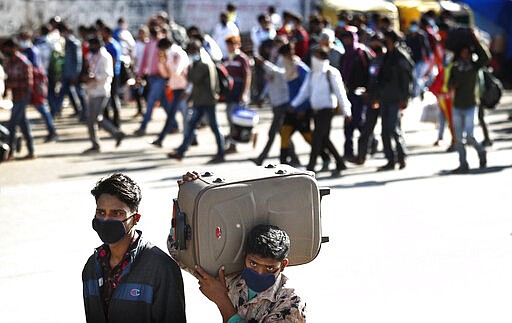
[320,187,330,199]
[172,199,192,250]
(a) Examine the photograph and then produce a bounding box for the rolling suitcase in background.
[169,164,330,276]
[231,108,259,143]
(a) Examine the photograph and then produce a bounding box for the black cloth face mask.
[92,214,136,244]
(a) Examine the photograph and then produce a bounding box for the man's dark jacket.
[82,232,186,323]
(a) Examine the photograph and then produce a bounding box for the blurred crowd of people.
[0,3,502,173]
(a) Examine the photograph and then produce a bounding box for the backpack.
[48,50,65,81]
[397,45,415,101]
[480,68,503,109]
[30,67,48,105]
[215,62,234,102]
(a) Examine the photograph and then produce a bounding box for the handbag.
[419,91,439,123]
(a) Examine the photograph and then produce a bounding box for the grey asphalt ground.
[1,91,511,322]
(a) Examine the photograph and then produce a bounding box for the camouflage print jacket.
[225,272,306,322]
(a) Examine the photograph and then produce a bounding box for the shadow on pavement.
[325,164,512,189]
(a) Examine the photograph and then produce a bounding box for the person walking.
[223,35,251,153]
[134,26,167,136]
[339,27,374,161]
[150,37,189,147]
[351,33,386,165]
[101,26,123,128]
[55,23,87,121]
[277,43,331,168]
[376,30,413,171]
[249,39,288,166]
[290,46,352,176]
[1,38,35,160]
[167,40,225,163]
[448,31,490,174]
[82,37,125,154]
[405,20,432,98]
[18,28,58,143]
[131,25,149,118]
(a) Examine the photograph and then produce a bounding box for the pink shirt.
[138,38,160,77]
[166,44,189,90]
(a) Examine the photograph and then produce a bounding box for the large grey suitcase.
[169,164,329,275]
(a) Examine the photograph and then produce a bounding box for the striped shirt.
[5,52,33,102]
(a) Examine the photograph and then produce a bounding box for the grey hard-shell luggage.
[169,164,330,275]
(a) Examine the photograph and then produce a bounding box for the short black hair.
[157,37,173,49]
[87,37,103,48]
[91,173,142,212]
[312,45,329,59]
[227,3,236,11]
[102,26,113,36]
[257,14,268,23]
[245,224,290,261]
[384,29,400,43]
[187,26,204,42]
[278,42,293,56]
[186,39,202,53]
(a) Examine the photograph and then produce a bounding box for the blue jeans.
[139,76,170,130]
[344,93,366,157]
[437,107,446,141]
[34,102,56,135]
[55,78,87,117]
[380,102,406,164]
[157,89,187,142]
[413,61,428,97]
[48,78,58,116]
[452,105,485,167]
[8,99,34,156]
[177,105,225,158]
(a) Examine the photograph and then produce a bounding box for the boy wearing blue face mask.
[82,173,186,323]
[194,223,306,322]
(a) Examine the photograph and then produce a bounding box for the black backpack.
[480,68,503,109]
[215,62,234,102]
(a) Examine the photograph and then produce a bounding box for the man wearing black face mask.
[192,219,306,322]
[82,173,186,323]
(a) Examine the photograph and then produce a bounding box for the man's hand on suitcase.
[195,265,237,320]
[177,171,200,186]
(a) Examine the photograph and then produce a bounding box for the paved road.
[1,92,511,322]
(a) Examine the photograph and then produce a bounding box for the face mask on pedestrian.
[409,24,419,33]
[18,40,31,49]
[241,267,279,292]
[92,213,136,244]
[311,56,326,72]
[189,53,200,62]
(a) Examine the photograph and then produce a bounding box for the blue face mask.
[241,267,277,292]
[189,53,200,62]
